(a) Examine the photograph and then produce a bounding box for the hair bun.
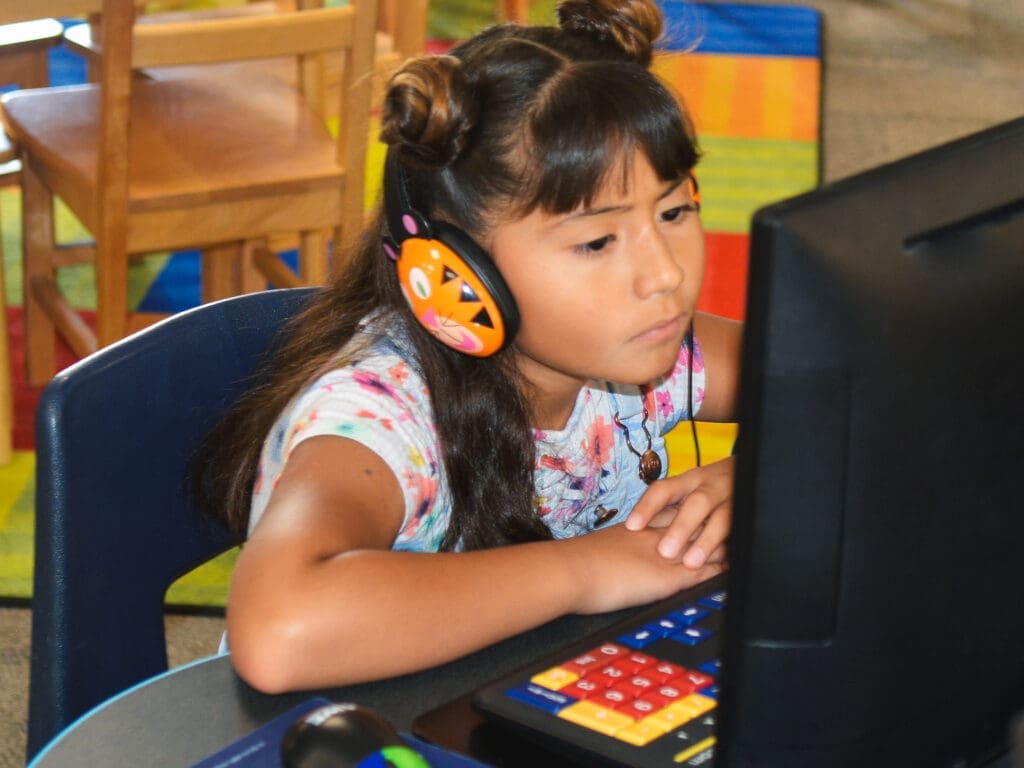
[557,0,663,67]
[379,55,477,170]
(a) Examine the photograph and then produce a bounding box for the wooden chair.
[0,17,64,90]
[0,16,64,461]
[63,0,426,114]
[59,0,423,305]
[379,0,428,61]
[1,0,379,386]
[0,131,17,465]
[499,0,529,24]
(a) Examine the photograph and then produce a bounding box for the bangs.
[521,63,699,215]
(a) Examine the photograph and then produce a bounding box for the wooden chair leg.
[238,240,270,294]
[201,243,244,303]
[93,240,129,351]
[298,229,328,285]
[0,205,13,465]
[499,0,530,23]
[21,156,58,386]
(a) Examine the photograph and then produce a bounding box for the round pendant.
[639,450,662,483]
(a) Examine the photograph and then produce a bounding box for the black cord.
[686,323,702,467]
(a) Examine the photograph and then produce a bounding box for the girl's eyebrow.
[559,179,685,224]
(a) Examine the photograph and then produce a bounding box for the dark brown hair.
[194,0,700,550]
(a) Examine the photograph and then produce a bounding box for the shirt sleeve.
[250,352,450,549]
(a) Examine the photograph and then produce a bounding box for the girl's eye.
[572,235,614,256]
[660,203,699,223]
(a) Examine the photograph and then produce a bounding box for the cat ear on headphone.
[383,236,400,262]
[383,209,432,261]
[397,209,432,242]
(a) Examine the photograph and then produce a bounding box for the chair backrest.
[89,0,379,255]
[378,0,428,61]
[27,287,316,760]
[0,2,102,24]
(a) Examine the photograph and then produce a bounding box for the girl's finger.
[681,505,730,568]
[625,473,703,530]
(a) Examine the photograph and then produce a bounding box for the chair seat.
[1,76,344,247]
[0,18,63,57]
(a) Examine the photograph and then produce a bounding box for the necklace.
[613,407,662,484]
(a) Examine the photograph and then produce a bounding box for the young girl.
[197,0,743,694]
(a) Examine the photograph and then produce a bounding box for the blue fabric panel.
[660,2,822,58]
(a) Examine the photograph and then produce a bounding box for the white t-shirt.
[250,317,706,549]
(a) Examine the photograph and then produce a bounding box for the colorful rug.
[0,1,821,607]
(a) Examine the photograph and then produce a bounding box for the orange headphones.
[382,149,520,358]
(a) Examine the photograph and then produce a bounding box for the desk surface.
[30,607,636,768]
[30,597,1018,768]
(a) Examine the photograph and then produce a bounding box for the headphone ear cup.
[382,147,520,356]
[431,220,520,341]
[393,227,519,357]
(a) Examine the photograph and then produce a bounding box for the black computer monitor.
[722,116,1024,767]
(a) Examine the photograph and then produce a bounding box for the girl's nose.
[634,226,685,299]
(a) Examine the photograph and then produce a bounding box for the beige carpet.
[2,1,1023,766]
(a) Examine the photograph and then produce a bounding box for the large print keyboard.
[472,575,727,767]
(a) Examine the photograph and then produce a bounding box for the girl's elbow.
[226,611,315,694]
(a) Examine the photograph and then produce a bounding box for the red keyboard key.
[593,643,628,661]
[612,674,658,700]
[593,688,633,708]
[616,696,662,720]
[646,660,687,683]
[562,651,609,676]
[671,669,715,693]
[642,683,688,708]
[615,651,658,674]
[592,665,629,687]
[561,677,606,699]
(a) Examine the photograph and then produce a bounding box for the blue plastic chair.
[27,287,315,760]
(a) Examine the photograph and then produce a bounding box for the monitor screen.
[722,116,1024,767]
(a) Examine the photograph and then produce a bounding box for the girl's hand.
[624,455,734,568]
[562,522,725,615]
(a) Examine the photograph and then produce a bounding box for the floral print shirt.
[249,317,706,549]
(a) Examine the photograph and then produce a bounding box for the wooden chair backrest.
[84,0,378,270]
[117,4,364,68]
[378,0,428,61]
[0,1,102,25]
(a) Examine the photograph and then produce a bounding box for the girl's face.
[490,150,705,404]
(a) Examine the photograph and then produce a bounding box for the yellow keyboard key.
[668,693,717,719]
[530,666,579,690]
[558,701,634,736]
[614,716,672,746]
[647,704,697,731]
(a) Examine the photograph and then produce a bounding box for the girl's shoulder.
[300,317,428,412]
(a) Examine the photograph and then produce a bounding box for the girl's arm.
[691,311,744,422]
[227,435,722,694]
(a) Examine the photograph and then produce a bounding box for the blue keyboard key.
[697,590,727,611]
[644,616,685,637]
[671,625,714,646]
[505,683,575,713]
[618,627,658,649]
[667,605,710,626]
[698,658,722,676]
